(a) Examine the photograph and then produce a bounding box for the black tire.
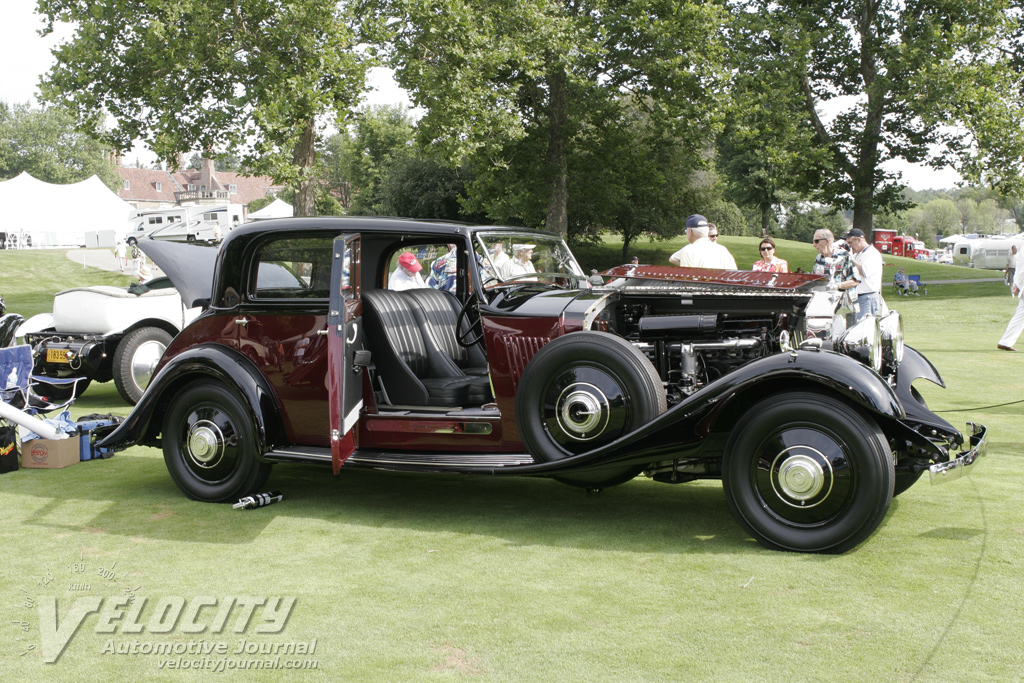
[722,391,894,553]
[515,332,667,468]
[162,381,272,502]
[113,327,173,404]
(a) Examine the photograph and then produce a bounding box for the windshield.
[474,232,585,286]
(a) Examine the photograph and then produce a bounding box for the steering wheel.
[456,295,485,348]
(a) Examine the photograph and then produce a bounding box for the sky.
[1,0,961,190]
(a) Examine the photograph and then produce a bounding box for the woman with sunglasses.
[810,229,853,285]
[752,237,788,273]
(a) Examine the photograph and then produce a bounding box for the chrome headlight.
[835,316,882,374]
[878,311,904,371]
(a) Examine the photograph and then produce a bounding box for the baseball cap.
[512,243,536,252]
[686,214,709,229]
[843,228,866,240]
[398,252,422,273]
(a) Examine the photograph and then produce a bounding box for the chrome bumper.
[928,422,987,484]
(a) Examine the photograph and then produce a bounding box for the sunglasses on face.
[813,238,825,244]
[760,246,773,252]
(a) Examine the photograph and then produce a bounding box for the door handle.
[234,317,249,326]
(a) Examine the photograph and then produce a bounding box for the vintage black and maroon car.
[99,217,986,553]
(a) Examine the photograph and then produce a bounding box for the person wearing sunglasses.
[752,237,788,273]
[810,229,853,286]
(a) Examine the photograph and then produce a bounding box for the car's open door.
[327,234,365,473]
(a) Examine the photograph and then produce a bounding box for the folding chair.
[0,345,86,414]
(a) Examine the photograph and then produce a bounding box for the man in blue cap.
[669,214,737,269]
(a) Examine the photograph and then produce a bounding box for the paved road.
[64,248,164,276]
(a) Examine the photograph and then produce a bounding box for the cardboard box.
[21,437,79,469]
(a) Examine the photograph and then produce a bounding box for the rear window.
[252,236,335,299]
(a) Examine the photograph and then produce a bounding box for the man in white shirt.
[507,244,537,280]
[488,242,511,280]
[389,252,428,291]
[838,228,883,321]
[998,250,1024,351]
[669,214,737,270]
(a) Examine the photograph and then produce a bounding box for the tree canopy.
[37,0,369,216]
[361,0,726,237]
[0,101,120,190]
[727,0,1023,235]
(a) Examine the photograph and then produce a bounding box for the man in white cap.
[507,243,537,280]
[389,252,428,290]
[669,214,737,269]
[837,228,883,321]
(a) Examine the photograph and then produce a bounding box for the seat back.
[362,289,491,407]
[403,288,487,372]
[0,345,32,410]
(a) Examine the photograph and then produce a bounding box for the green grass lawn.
[1,248,1021,682]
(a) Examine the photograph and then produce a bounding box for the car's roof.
[226,216,538,241]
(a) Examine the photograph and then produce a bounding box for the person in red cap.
[389,251,427,291]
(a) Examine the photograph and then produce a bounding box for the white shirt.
[506,258,536,279]
[851,245,883,294]
[389,268,427,291]
[670,238,737,270]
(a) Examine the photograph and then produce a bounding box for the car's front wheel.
[113,327,173,404]
[162,381,271,503]
[722,391,894,553]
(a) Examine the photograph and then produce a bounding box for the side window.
[252,236,335,299]
[385,243,460,293]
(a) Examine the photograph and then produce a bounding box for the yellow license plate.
[46,349,71,364]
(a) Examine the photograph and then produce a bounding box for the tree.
[340,105,416,216]
[38,0,369,216]
[729,1,1022,236]
[921,198,960,239]
[378,155,481,222]
[0,101,121,190]
[362,0,726,238]
[718,18,833,238]
[568,101,715,257]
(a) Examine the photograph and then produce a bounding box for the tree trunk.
[851,184,874,237]
[544,67,569,239]
[760,201,770,238]
[292,117,318,217]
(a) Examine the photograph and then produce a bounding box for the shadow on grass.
[8,450,775,554]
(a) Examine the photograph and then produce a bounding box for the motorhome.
[126,204,244,244]
[959,235,1024,270]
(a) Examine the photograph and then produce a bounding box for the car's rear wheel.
[113,327,172,404]
[722,391,894,553]
[161,381,271,503]
[516,332,666,485]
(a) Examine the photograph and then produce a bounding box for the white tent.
[0,172,136,248]
[248,198,294,220]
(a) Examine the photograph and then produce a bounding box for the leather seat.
[404,288,488,376]
[362,290,491,407]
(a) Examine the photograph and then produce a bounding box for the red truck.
[872,229,930,259]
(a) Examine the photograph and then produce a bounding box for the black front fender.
[496,349,905,475]
[96,344,285,457]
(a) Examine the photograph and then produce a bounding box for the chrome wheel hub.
[187,420,224,468]
[556,383,610,441]
[771,446,833,508]
[130,340,166,392]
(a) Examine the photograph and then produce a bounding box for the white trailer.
[126,204,244,244]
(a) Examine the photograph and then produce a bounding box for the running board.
[263,446,534,469]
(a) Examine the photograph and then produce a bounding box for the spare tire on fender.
[515,331,667,466]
